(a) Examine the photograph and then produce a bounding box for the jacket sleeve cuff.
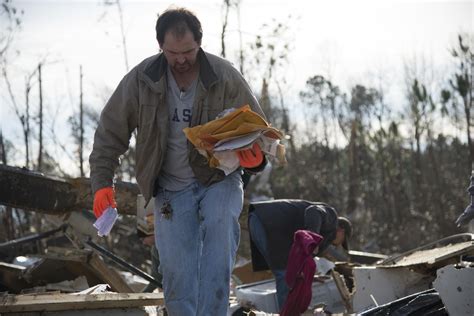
[243,155,267,174]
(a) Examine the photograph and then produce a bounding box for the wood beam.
[0,292,164,313]
[0,164,140,216]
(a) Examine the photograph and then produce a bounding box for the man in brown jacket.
[89,7,265,315]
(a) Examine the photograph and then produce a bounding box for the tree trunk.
[116,0,129,72]
[220,0,230,58]
[24,81,31,169]
[37,63,43,171]
[0,164,140,216]
[346,120,359,213]
[79,65,84,177]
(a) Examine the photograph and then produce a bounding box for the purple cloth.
[280,230,323,316]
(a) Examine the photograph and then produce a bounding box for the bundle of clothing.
[184,104,286,174]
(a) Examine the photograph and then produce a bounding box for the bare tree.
[37,63,43,171]
[0,0,23,59]
[246,16,295,126]
[0,129,8,164]
[441,34,473,168]
[23,70,36,168]
[0,130,16,241]
[235,0,244,74]
[79,65,84,176]
[220,0,244,73]
[101,0,130,72]
[0,0,26,165]
[345,85,378,214]
[67,65,87,177]
[220,0,231,58]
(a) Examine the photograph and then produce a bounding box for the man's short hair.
[337,216,352,238]
[155,7,203,45]
[337,216,352,250]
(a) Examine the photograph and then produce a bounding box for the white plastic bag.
[93,206,118,237]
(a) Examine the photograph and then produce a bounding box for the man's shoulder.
[135,54,161,71]
[123,54,165,84]
[203,51,231,66]
[203,51,239,76]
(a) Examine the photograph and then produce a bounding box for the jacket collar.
[143,48,218,89]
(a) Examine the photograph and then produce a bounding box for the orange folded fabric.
[184,104,282,151]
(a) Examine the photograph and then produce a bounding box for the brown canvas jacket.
[89,49,264,204]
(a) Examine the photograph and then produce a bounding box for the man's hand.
[455,204,474,227]
[142,235,155,246]
[93,187,117,218]
[237,142,264,169]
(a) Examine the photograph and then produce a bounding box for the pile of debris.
[1,165,474,315]
[231,234,474,315]
[0,165,165,315]
[0,213,166,315]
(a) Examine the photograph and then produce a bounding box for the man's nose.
[176,54,186,64]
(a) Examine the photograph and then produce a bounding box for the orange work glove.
[93,187,117,218]
[237,142,264,169]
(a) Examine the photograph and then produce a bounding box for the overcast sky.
[1,0,472,172]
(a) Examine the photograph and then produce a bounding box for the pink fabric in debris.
[280,229,323,316]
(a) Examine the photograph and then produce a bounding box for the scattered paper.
[93,206,118,237]
[213,130,263,152]
[259,135,280,156]
[314,256,335,275]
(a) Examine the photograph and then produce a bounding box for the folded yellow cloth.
[184,104,282,151]
[184,104,284,168]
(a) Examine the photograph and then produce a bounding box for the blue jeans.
[154,171,243,315]
[248,212,289,310]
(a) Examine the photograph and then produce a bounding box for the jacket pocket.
[206,100,226,121]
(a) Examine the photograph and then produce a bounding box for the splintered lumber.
[0,292,164,313]
[6,247,133,294]
[0,164,139,215]
[331,270,353,313]
[87,252,134,293]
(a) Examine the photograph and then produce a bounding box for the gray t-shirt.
[158,66,197,191]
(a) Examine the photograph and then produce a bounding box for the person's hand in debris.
[455,203,474,227]
[455,174,474,227]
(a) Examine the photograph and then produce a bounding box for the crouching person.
[248,199,351,309]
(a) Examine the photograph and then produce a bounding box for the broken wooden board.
[379,240,474,271]
[330,270,353,313]
[2,247,133,294]
[39,247,133,293]
[2,307,158,316]
[232,260,273,285]
[0,292,164,313]
[87,252,134,293]
[0,164,140,215]
[348,250,388,265]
